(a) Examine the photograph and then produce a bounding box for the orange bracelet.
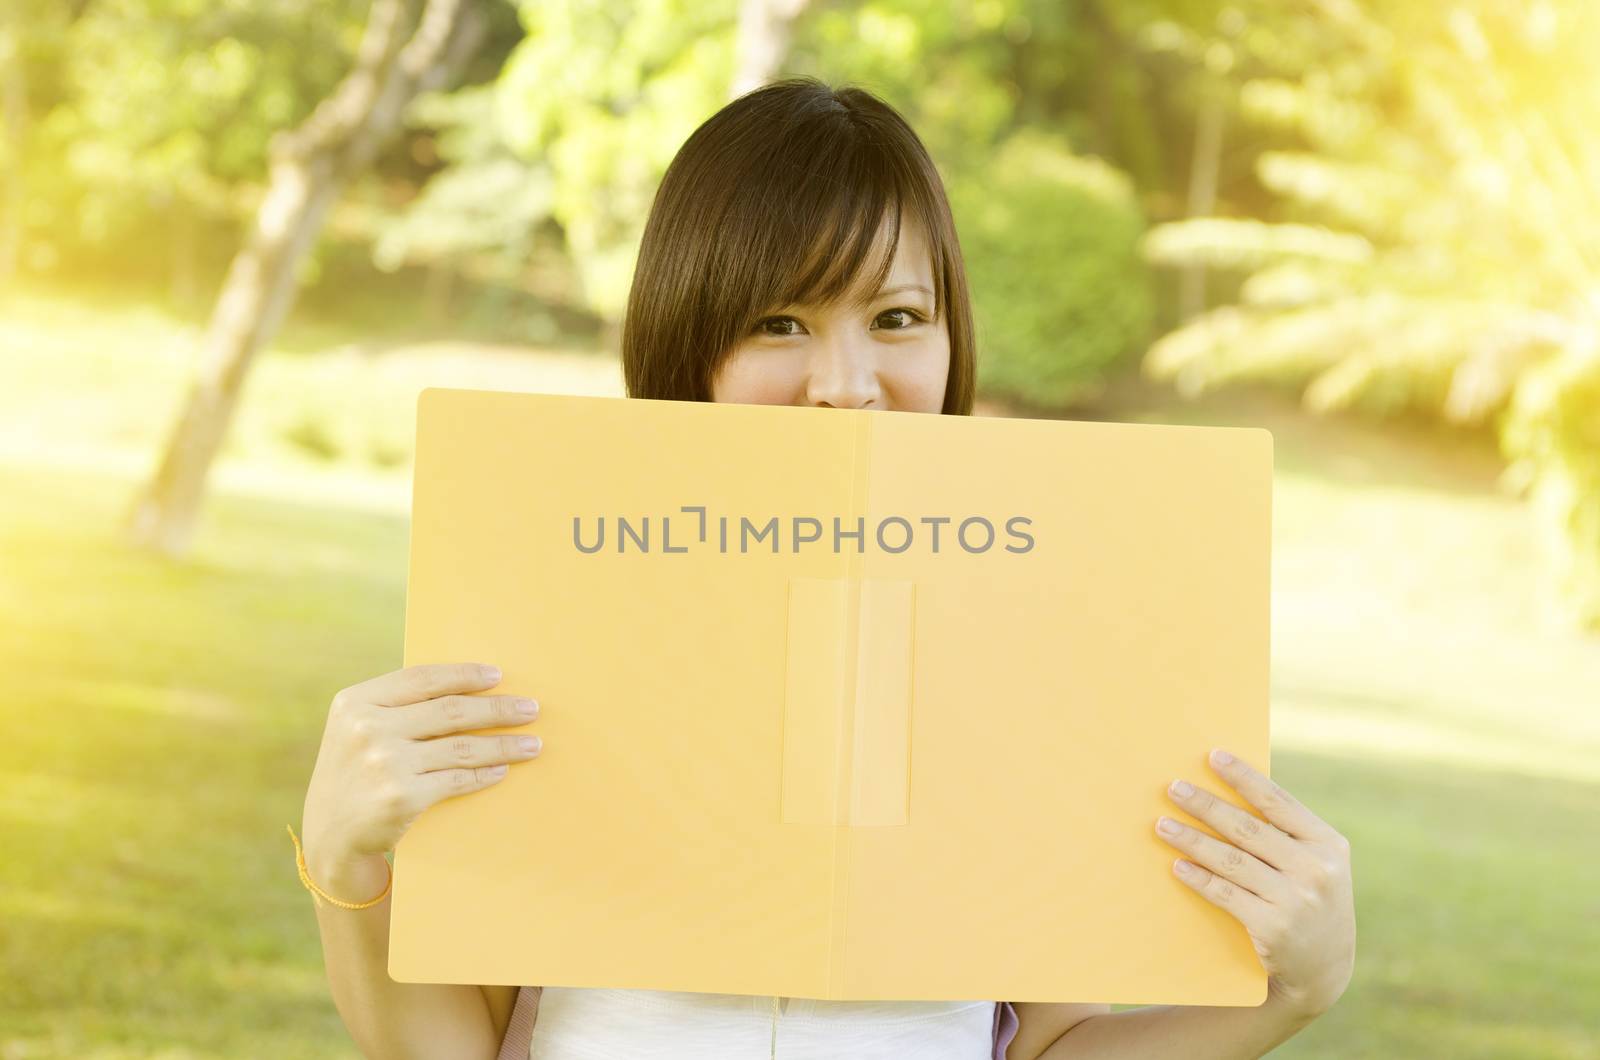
[285,824,392,909]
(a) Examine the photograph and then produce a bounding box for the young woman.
[296,77,1356,1059]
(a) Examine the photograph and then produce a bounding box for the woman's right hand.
[299,662,542,875]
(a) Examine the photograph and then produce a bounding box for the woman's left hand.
[1154,748,1356,1021]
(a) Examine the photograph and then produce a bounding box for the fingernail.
[1157,816,1181,836]
[518,736,538,752]
[1211,748,1234,766]
[517,699,540,716]
[481,665,502,682]
[489,764,508,776]
[1170,779,1194,798]
[1174,859,1195,875]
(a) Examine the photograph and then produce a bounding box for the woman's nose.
[805,334,882,410]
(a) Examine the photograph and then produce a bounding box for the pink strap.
[992,999,1019,1058]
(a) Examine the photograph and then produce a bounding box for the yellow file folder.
[388,387,1273,1006]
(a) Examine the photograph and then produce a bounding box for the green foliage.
[1139,0,1600,628]
[948,129,1153,407]
[19,0,367,259]
[1503,345,1600,626]
[490,0,736,319]
[785,0,1019,163]
[372,84,557,276]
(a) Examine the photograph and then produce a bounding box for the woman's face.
[710,215,950,412]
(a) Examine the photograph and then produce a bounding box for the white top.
[528,987,996,1059]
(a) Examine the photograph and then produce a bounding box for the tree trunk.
[1178,84,1225,322]
[169,203,198,310]
[124,0,485,556]
[730,0,811,99]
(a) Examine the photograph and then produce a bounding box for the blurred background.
[1,0,1597,1056]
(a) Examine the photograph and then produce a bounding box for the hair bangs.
[742,142,905,328]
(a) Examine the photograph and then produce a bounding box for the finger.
[396,693,539,739]
[1171,857,1274,931]
[348,662,503,709]
[1167,777,1300,871]
[413,731,541,775]
[1156,815,1287,903]
[424,762,516,804]
[1208,748,1339,843]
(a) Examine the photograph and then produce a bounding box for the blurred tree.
[125,0,488,556]
[16,0,374,293]
[948,127,1152,408]
[370,82,557,300]
[732,0,812,98]
[0,0,84,291]
[1140,0,1600,628]
[495,0,737,331]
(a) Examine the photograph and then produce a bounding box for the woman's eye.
[755,308,924,336]
[757,316,802,336]
[876,308,924,330]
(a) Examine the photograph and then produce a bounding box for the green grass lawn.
[1,288,1597,1057]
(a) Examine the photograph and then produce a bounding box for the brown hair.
[621,76,976,415]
